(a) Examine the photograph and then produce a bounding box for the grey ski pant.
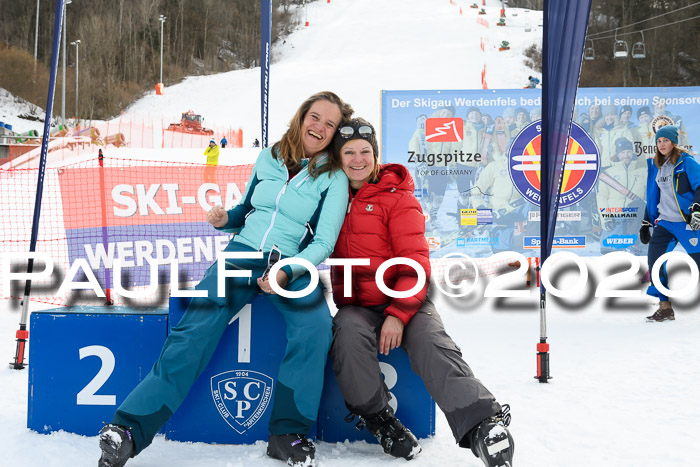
[330,298,501,446]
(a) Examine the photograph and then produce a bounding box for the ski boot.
[267,433,315,467]
[468,404,514,467]
[646,302,675,322]
[349,406,421,460]
[98,424,134,467]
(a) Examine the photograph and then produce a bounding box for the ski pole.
[11,0,66,370]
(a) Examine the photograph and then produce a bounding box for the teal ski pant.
[112,242,332,455]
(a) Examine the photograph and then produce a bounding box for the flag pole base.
[535,340,551,383]
[10,329,29,370]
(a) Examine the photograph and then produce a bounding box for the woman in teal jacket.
[98,91,353,467]
[639,125,700,322]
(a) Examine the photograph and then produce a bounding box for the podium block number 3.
[77,345,117,406]
[379,362,398,413]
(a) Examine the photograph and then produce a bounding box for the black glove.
[690,203,700,231]
[639,219,652,244]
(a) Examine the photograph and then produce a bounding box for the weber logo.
[211,370,274,434]
[425,118,464,142]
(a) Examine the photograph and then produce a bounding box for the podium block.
[165,295,304,444]
[27,306,168,436]
[317,348,436,443]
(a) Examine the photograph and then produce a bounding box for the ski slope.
[1,1,698,466]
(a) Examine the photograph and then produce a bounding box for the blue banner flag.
[260,0,272,148]
[536,0,592,382]
[541,0,593,267]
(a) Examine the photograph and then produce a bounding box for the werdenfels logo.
[507,120,600,208]
[426,118,464,142]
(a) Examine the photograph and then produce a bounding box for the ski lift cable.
[589,14,700,42]
[587,1,700,38]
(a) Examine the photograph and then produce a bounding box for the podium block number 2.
[77,345,117,406]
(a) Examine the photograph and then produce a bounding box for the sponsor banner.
[425,118,464,142]
[382,87,700,257]
[460,208,493,226]
[524,236,587,249]
[58,165,252,286]
[528,211,582,222]
[456,236,498,247]
[427,237,441,250]
[602,234,638,249]
[65,223,231,288]
[600,207,640,218]
[58,166,251,229]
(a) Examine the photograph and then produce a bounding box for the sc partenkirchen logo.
[508,120,600,208]
[211,370,274,434]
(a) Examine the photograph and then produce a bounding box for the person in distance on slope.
[97,91,354,467]
[203,138,220,183]
[639,125,700,322]
[525,75,540,88]
[328,118,514,467]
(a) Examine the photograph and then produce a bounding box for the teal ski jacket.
[218,147,348,282]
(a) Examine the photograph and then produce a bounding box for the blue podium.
[316,348,436,443]
[26,299,436,445]
[27,306,168,436]
[165,295,298,444]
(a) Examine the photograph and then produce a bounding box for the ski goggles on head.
[338,125,374,139]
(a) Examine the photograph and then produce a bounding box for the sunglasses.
[262,244,282,281]
[339,125,374,139]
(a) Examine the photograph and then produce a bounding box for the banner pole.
[260,0,272,148]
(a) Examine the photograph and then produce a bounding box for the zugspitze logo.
[426,118,464,142]
[211,370,274,434]
[508,120,600,208]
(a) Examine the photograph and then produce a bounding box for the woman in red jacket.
[329,118,514,467]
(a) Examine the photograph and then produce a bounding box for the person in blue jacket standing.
[639,125,700,322]
[98,91,354,467]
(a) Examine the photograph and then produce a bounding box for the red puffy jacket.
[330,163,431,325]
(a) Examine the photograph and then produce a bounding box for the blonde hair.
[272,91,353,177]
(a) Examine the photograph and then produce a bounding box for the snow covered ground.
[1,0,698,466]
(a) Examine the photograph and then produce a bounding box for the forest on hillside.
[0,0,305,120]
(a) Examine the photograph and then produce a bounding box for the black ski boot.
[468,404,514,467]
[267,433,315,467]
[98,424,135,467]
[647,302,675,322]
[351,406,421,460]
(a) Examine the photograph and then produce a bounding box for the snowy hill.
[117,0,542,145]
[2,1,698,467]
